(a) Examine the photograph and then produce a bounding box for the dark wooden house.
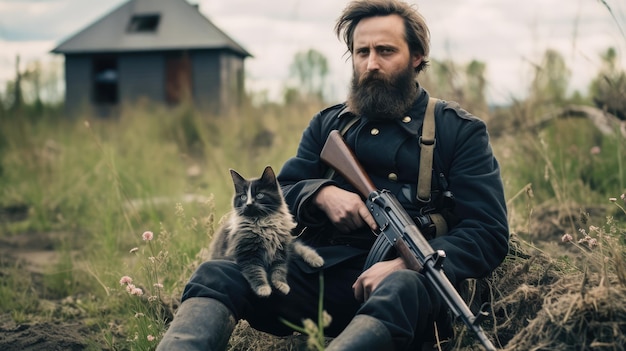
[52,0,251,116]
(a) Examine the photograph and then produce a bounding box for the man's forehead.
[353,15,406,45]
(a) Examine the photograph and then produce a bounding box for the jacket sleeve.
[429,108,509,285]
[277,111,337,228]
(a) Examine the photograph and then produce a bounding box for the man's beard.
[347,64,418,120]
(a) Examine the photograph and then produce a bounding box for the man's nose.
[367,53,380,71]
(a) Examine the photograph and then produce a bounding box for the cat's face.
[229,166,283,218]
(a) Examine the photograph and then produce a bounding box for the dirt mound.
[453,232,625,350]
[0,318,89,351]
[505,281,626,350]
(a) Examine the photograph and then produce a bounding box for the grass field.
[0,92,625,350]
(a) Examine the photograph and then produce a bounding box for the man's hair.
[335,0,430,73]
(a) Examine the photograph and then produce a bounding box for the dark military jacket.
[277,86,509,286]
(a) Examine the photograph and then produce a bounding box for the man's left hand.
[352,257,406,302]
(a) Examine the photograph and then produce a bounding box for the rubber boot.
[325,314,395,351]
[156,297,236,351]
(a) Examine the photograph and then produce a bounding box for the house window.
[92,57,118,104]
[127,14,160,33]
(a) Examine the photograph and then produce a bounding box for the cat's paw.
[254,285,272,297]
[306,255,324,268]
[273,281,291,295]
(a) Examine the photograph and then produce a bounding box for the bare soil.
[0,314,91,351]
[0,230,99,351]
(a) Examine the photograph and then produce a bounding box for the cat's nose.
[243,204,254,215]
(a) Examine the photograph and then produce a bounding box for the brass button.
[388,173,398,181]
[402,116,412,123]
[370,128,380,136]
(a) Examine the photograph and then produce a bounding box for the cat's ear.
[229,169,246,191]
[260,166,276,184]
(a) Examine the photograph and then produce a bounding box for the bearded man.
[157,1,509,350]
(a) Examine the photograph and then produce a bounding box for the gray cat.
[208,166,324,297]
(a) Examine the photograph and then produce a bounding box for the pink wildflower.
[142,231,154,241]
[153,283,164,289]
[130,287,144,296]
[561,233,573,243]
[147,335,155,342]
[119,276,133,286]
[590,146,601,155]
[126,284,136,293]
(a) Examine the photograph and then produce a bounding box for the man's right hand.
[314,185,377,233]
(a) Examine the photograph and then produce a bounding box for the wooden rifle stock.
[320,130,377,198]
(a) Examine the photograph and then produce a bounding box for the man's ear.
[411,54,423,70]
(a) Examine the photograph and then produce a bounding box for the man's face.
[348,14,423,119]
[352,14,420,80]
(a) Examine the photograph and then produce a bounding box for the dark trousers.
[182,246,445,350]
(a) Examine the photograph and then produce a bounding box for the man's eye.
[256,193,265,199]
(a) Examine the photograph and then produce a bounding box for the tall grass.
[0,90,624,348]
[0,98,325,348]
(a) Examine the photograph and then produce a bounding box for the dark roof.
[51,0,251,57]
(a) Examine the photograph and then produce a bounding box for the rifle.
[320,130,497,351]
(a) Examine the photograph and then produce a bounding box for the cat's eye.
[255,193,265,199]
[240,194,248,201]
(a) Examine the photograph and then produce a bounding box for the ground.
[0,230,98,351]
[0,203,622,350]
[0,314,91,351]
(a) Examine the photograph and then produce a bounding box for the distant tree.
[0,95,5,121]
[21,60,44,114]
[419,58,489,117]
[430,58,464,101]
[286,48,329,103]
[530,49,570,106]
[10,55,24,113]
[2,56,64,119]
[589,47,626,120]
[465,60,488,115]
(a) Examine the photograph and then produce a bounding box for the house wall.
[191,50,221,113]
[64,55,92,116]
[62,49,246,117]
[220,52,245,112]
[119,53,164,104]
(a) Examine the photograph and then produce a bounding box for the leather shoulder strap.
[339,115,361,136]
[417,97,438,202]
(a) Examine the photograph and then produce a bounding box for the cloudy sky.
[0,0,625,104]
